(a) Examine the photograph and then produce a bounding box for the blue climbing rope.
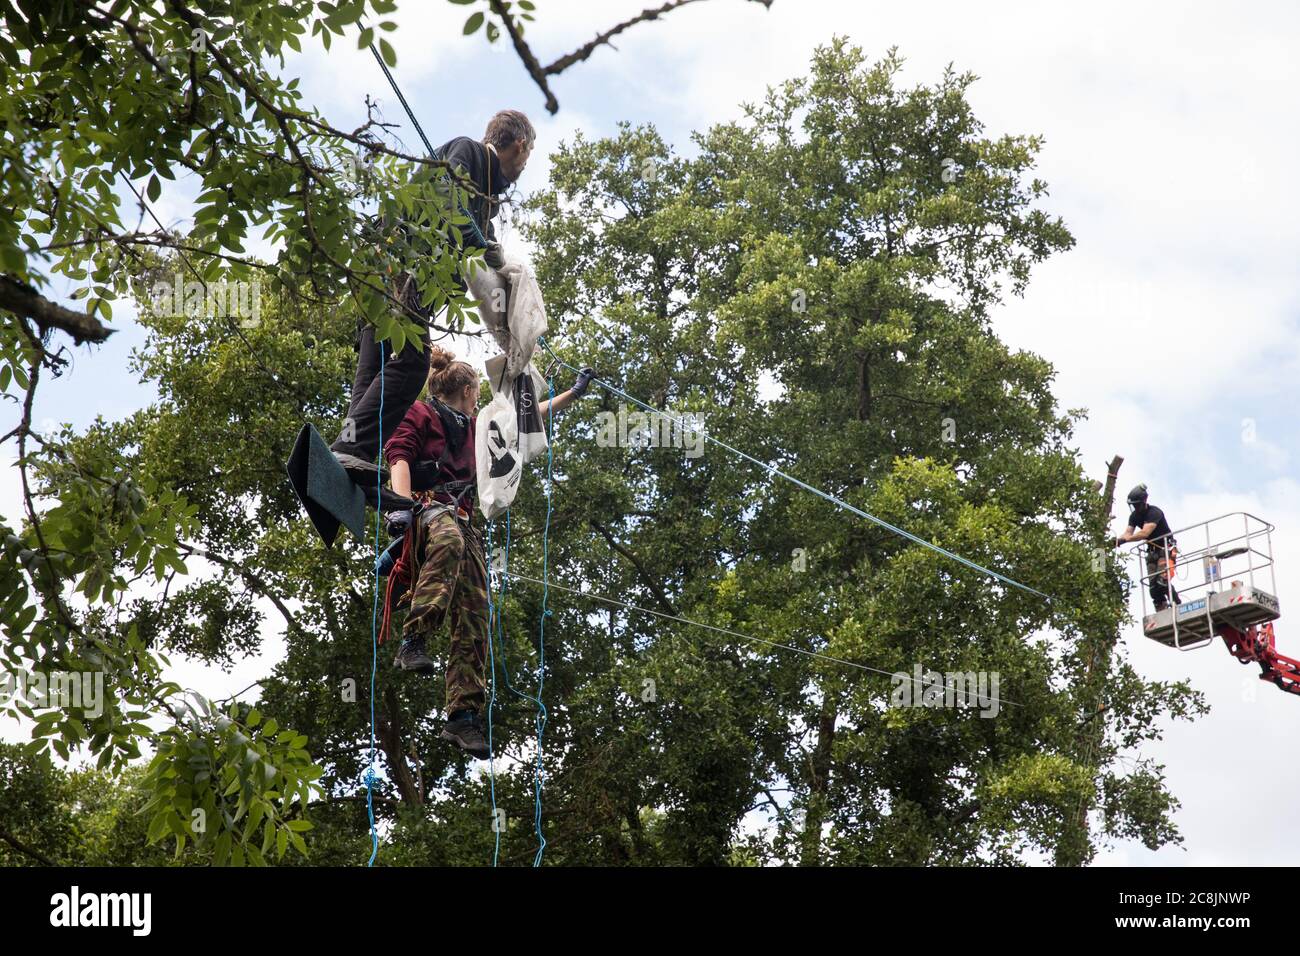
[486,508,549,864]
[486,517,498,865]
[365,342,386,867]
[485,513,511,867]
[536,338,1052,603]
[531,369,556,867]
[482,366,558,867]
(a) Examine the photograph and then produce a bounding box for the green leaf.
[146,812,170,843]
[247,799,265,835]
[214,830,232,867]
[378,37,396,67]
[463,12,484,35]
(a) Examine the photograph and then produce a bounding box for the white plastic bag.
[467,261,512,356]
[468,254,548,382]
[485,354,549,465]
[469,251,553,518]
[475,390,522,520]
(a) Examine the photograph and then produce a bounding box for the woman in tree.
[382,345,592,757]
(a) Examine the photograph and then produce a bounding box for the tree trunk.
[799,704,837,865]
[1054,454,1123,866]
[378,685,423,807]
[856,351,872,421]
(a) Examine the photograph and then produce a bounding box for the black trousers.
[331,278,434,462]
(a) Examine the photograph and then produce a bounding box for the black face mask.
[430,397,469,453]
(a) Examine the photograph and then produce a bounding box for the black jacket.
[433,136,509,250]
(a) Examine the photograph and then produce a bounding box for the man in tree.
[1114,483,1181,610]
[330,110,537,484]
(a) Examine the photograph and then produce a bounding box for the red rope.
[378,530,414,646]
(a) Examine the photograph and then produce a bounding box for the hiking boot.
[440,711,490,759]
[393,635,436,674]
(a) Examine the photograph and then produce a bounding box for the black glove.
[483,242,505,270]
[571,366,596,399]
[385,510,414,539]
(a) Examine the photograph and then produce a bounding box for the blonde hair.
[426,345,478,402]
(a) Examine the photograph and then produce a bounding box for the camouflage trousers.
[404,508,489,716]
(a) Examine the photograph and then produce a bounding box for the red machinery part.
[1218,622,1300,696]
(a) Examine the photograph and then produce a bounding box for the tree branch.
[488,0,774,114]
[590,519,678,615]
[0,275,113,345]
[487,0,558,114]
[0,827,57,866]
[177,542,301,634]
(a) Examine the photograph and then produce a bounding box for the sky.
[4,0,1300,865]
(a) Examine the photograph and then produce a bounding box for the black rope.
[368,44,436,159]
